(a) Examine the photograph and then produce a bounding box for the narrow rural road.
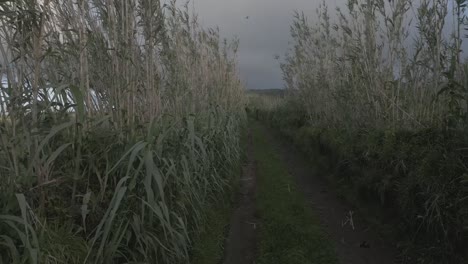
[222,123,398,264]
[263,124,399,264]
[223,128,257,264]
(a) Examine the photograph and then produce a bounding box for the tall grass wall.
[0,1,245,263]
[257,0,468,263]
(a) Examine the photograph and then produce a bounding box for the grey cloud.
[192,0,341,89]
[191,0,465,90]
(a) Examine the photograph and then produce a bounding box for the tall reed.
[280,1,468,262]
[282,0,468,130]
[0,1,244,263]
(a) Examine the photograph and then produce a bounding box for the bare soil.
[267,128,400,264]
[222,124,399,264]
[222,129,257,264]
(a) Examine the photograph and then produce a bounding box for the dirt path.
[222,129,257,264]
[222,123,398,264]
[263,125,400,264]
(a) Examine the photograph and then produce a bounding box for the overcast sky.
[189,0,344,90]
[183,0,464,90]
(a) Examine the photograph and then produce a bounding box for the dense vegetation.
[0,1,244,263]
[3,0,468,263]
[251,0,468,263]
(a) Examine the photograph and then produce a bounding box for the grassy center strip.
[191,200,235,264]
[252,121,338,264]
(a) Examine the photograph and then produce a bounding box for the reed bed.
[270,0,468,262]
[0,1,244,263]
[282,0,468,130]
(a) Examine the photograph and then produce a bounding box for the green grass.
[191,128,247,264]
[252,121,338,264]
[191,200,233,264]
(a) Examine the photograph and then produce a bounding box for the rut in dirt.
[222,128,257,264]
[263,125,400,264]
